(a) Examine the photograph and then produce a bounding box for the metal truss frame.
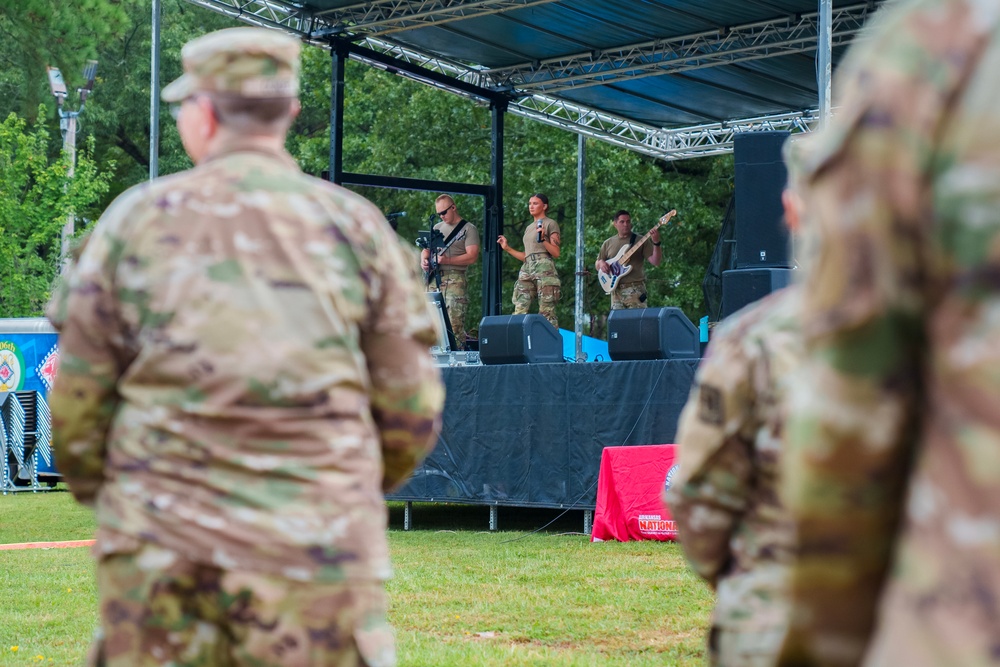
[182,0,843,160]
[485,2,882,93]
[358,37,821,159]
[513,95,820,160]
[312,0,562,38]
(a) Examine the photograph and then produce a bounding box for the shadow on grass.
[387,502,590,535]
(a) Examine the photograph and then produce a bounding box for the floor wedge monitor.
[607,307,699,361]
[478,314,564,365]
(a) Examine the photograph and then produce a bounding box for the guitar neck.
[620,226,658,264]
[618,212,674,264]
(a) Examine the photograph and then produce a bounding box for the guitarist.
[595,210,662,309]
[420,194,479,349]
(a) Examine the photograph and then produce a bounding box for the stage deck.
[388,358,698,513]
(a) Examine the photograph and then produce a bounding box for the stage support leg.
[574,134,586,361]
[404,501,413,531]
[328,43,347,185]
[489,505,498,531]
[484,101,506,318]
[583,509,593,536]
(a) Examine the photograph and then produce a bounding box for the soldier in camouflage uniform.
[420,195,479,348]
[46,27,444,667]
[595,210,663,310]
[498,193,561,329]
[666,136,811,667]
[778,1,1000,664]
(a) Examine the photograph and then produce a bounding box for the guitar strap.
[427,219,470,287]
[629,232,637,248]
[439,219,469,255]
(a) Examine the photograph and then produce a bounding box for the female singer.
[497,193,561,329]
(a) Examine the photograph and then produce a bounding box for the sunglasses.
[436,204,455,217]
[168,95,214,121]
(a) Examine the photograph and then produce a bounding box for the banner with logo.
[591,444,678,542]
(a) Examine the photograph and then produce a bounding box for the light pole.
[47,60,98,266]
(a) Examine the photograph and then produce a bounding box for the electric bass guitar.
[597,210,676,295]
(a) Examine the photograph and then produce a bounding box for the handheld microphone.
[386,211,406,219]
[535,219,543,243]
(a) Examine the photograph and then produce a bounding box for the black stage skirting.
[387,359,699,510]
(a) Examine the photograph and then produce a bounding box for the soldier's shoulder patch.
[698,384,725,426]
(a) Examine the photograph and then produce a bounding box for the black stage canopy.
[183,0,887,160]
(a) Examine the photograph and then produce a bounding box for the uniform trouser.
[512,254,560,330]
[428,270,468,348]
[611,281,648,310]
[89,542,395,667]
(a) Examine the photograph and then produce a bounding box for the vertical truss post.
[329,42,348,185]
[485,99,507,317]
[489,504,498,531]
[150,0,162,180]
[583,509,593,535]
[818,0,833,126]
[404,501,413,531]
[574,134,586,361]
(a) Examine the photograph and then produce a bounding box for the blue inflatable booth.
[0,318,58,492]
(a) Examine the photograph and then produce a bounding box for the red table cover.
[591,444,678,542]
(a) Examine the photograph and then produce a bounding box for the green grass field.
[1,492,712,666]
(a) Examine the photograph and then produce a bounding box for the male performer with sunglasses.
[420,194,479,349]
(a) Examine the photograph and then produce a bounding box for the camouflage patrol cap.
[162,27,300,103]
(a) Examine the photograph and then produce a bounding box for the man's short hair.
[613,210,631,222]
[435,194,455,206]
[207,93,297,132]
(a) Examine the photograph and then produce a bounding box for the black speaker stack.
[722,131,795,319]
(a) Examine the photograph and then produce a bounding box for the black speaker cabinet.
[478,314,564,365]
[607,307,699,361]
[720,268,793,319]
[734,131,791,269]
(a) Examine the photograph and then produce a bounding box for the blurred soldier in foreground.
[667,136,811,666]
[779,0,1000,664]
[47,27,444,667]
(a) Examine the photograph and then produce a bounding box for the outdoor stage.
[387,358,699,528]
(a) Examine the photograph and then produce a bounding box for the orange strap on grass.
[0,539,95,551]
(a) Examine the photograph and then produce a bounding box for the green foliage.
[0,110,112,317]
[0,0,128,120]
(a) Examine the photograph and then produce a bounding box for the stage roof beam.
[484,2,879,93]
[314,0,563,38]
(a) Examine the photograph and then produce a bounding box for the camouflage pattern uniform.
[512,216,560,329]
[779,1,1000,664]
[667,287,802,667]
[426,219,478,347]
[47,27,444,667]
[597,234,656,309]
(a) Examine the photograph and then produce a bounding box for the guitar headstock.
[656,209,678,229]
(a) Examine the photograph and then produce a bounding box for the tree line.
[0,0,732,332]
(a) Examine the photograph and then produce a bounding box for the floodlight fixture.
[47,66,67,104]
[79,60,99,105]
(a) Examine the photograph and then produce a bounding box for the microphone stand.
[423,217,458,351]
